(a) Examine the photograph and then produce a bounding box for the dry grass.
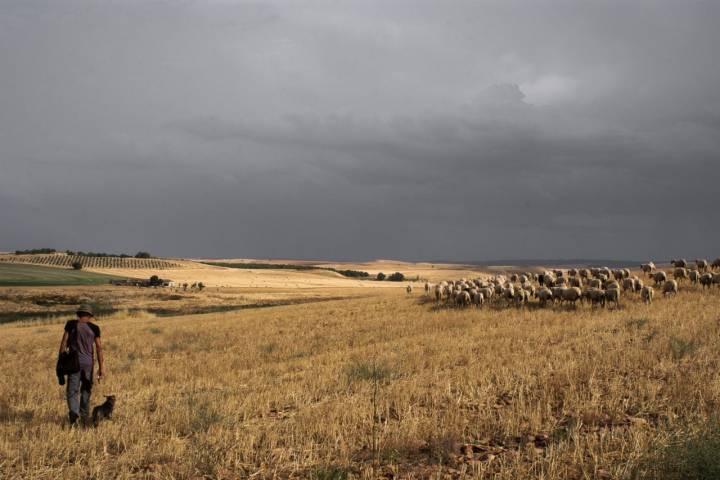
[1,284,719,479]
[0,284,376,320]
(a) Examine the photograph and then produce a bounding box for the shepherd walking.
[57,304,105,425]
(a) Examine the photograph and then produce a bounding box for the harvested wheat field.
[2,283,719,479]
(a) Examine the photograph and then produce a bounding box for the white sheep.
[456,290,471,308]
[641,285,654,304]
[561,287,583,307]
[537,287,553,307]
[622,278,636,292]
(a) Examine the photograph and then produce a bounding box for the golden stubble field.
[1,283,719,479]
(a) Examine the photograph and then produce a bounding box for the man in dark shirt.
[59,304,105,425]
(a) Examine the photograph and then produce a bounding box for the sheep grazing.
[513,289,530,307]
[713,258,720,271]
[537,287,553,307]
[584,288,606,307]
[652,271,667,285]
[426,256,716,314]
[406,285,413,295]
[695,259,708,272]
[522,283,536,297]
[551,286,565,304]
[641,286,654,304]
[673,267,688,282]
[503,285,516,305]
[434,285,444,302]
[663,279,679,296]
[456,290,471,308]
[604,288,620,307]
[479,287,494,302]
[622,278,637,292]
[561,287,583,307]
[472,291,485,307]
[640,262,655,276]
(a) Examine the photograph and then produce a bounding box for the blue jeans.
[66,370,92,423]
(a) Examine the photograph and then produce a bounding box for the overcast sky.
[1,0,719,261]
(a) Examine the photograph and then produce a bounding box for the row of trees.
[376,272,405,282]
[13,248,153,258]
[14,248,56,255]
[66,250,152,258]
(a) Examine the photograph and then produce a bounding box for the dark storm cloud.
[1,0,719,261]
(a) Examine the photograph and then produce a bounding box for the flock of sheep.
[413,258,720,309]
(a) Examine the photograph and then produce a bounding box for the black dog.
[91,395,115,426]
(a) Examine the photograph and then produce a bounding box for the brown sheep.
[641,262,655,276]
[673,267,688,282]
[663,279,679,296]
[671,259,688,268]
[604,288,620,307]
[652,271,667,285]
[583,288,606,307]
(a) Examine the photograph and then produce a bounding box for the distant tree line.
[203,261,370,279]
[12,248,154,259]
[66,250,152,258]
[331,269,370,278]
[376,272,405,282]
[14,248,57,255]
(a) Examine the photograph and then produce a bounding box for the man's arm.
[95,337,105,380]
[59,331,69,355]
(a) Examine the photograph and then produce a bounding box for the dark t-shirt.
[64,320,100,374]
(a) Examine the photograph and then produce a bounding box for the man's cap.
[76,304,94,317]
